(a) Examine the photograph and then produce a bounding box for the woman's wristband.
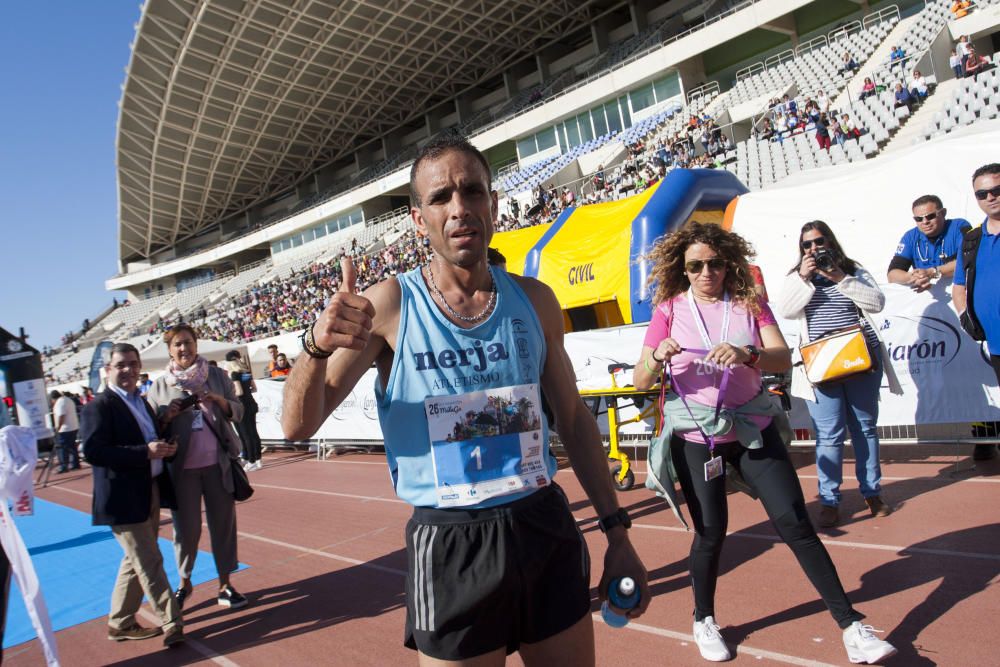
[651,351,665,363]
[643,357,662,375]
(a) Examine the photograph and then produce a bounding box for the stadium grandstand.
[42,0,1000,395]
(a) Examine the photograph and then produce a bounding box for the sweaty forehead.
[415,150,489,193]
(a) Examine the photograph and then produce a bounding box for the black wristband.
[651,351,665,363]
[300,323,333,359]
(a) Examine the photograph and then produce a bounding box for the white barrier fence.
[252,283,1000,444]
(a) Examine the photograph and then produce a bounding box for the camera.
[177,393,200,411]
[814,249,837,273]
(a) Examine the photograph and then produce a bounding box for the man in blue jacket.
[81,343,184,647]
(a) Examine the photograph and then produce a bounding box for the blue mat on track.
[3,498,247,649]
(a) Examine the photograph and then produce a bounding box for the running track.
[6,446,998,666]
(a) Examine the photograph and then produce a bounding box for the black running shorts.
[403,484,591,660]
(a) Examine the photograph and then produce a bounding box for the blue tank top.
[376,266,556,508]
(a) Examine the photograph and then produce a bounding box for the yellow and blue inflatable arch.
[519,169,747,328]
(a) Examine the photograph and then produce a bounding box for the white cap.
[617,577,636,596]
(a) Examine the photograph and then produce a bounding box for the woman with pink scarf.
[147,324,248,611]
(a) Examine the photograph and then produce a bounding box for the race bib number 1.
[425,383,549,507]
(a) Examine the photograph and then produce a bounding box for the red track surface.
[6,447,998,666]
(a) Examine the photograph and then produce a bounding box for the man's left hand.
[599,533,650,619]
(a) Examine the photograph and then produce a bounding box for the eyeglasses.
[974,185,1000,201]
[800,237,827,250]
[684,258,727,273]
[913,210,942,223]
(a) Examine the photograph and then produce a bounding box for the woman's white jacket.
[774,266,903,402]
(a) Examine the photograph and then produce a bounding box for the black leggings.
[236,399,262,464]
[671,422,863,629]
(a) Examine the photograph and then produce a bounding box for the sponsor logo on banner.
[882,314,962,372]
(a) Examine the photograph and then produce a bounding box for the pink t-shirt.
[644,294,776,444]
[184,408,221,469]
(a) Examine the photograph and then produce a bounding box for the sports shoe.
[252,460,263,471]
[174,586,191,611]
[842,621,897,664]
[163,626,186,648]
[218,585,248,609]
[693,616,731,661]
[243,461,253,472]
[973,444,998,461]
[108,623,162,641]
[818,504,839,528]
[865,496,892,517]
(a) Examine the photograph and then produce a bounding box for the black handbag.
[228,458,255,502]
[202,405,255,502]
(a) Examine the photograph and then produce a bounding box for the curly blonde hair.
[646,221,760,314]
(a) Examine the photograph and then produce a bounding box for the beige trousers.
[109,483,182,632]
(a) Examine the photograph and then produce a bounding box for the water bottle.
[601,577,640,628]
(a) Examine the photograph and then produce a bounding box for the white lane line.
[137,609,240,667]
[234,532,407,577]
[53,484,1000,561]
[251,483,407,504]
[597,615,839,667]
[309,459,385,465]
[38,485,948,665]
[632,523,1000,561]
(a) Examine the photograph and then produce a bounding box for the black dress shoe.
[174,586,191,611]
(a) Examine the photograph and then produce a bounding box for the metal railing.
[685,80,721,106]
[739,4,902,85]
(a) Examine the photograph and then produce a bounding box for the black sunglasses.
[801,237,827,250]
[913,210,942,223]
[684,258,727,273]
[974,185,1000,201]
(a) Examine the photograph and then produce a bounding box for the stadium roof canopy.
[117,0,625,265]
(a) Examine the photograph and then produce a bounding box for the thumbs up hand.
[311,256,376,353]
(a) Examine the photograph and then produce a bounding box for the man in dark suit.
[80,343,184,647]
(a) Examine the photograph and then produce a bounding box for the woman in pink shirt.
[148,324,249,612]
[633,222,896,665]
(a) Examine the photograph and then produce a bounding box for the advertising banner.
[249,284,1000,442]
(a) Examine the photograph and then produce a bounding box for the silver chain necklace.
[426,262,496,323]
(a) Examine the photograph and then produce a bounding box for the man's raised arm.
[282,257,388,440]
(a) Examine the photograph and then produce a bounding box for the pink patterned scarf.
[167,355,210,393]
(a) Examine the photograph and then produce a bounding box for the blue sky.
[0,2,139,349]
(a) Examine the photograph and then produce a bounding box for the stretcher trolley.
[579,363,662,491]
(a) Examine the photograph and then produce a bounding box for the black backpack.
[960,226,986,341]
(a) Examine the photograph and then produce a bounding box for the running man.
[282,135,649,665]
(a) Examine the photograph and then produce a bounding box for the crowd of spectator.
[754,90,866,152]
[179,231,433,343]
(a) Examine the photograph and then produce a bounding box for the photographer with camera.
[776,222,900,528]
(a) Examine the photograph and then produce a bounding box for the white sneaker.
[693,616,731,662]
[242,461,252,472]
[252,460,263,471]
[843,621,897,664]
